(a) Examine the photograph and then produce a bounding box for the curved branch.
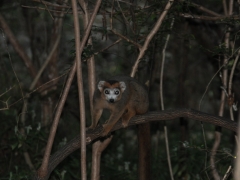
[33,108,237,179]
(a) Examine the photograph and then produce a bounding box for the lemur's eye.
[115,90,120,95]
[104,90,109,94]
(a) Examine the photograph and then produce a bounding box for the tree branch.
[71,0,87,179]
[0,13,39,82]
[36,0,102,178]
[111,29,142,49]
[131,0,174,77]
[32,108,237,179]
[177,0,222,17]
[179,13,240,21]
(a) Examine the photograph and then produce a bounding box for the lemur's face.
[103,88,121,103]
[98,80,126,103]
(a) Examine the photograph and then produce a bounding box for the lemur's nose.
[109,99,114,103]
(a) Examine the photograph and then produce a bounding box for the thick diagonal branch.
[33,108,238,180]
[36,0,102,178]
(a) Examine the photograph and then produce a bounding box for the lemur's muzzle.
[109,99,115,103]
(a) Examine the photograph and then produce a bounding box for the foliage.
[0,0,239,179]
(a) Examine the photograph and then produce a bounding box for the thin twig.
[0,86,15,98]
[1,23,34,171]
[190,3,222,16]
[31,0,70,8]
[20,100,35,170]
[40,0,54,20]
[0,97,11,111]
[36,0,102,177]
[199,64,226,110]
[116,0,135,34]
[210,1,233,179]
[234,111,240,180]
[0,29,24,105]
[111,29,142,49]
[222,0,227,15]
[160,18,174,110]
[30,34,61,91]
[177,0,222,17]
[109,1,141,49]
[228,49,240,119]
[21,5,72,14]
[222,165,232,180]
[179,13,240,21]
[0,13,39,81]
[117,0,135,6]
[131,0,174,77]
[93,38,122,57]
[210,131,221,180]
[110,0,115,30]
[8,72,68,108]
[160,18,175,180]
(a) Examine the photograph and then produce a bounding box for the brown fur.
[89,76,149,136]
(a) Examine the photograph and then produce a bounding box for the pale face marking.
[104,88,121,103]
[97,80,126,103]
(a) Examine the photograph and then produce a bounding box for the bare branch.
[77,0,96,116]
[160,17,175,180]
[199,64,226,110]
[93,38,122,57]
[179,13,240,21]
[36,0,102,178]
[111,29,142,49]
[222,165,232,180]
[32,108,238,179]
[0,13,39,81]
[227,49,240,120]
[190,3,222,17]
[91,136,113,180]
[21,5,72,14]
[222,0,227,15]
[210,131,222,180]
[30,35,61,91]
[178,0,222,17]
[40,0,54,19]
[131,0,174,77]
[234,111,240,180]
[31,0,70,8]
[116,0,135,34]
[210,1,234,179]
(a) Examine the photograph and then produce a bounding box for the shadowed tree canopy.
[0,0,240,179]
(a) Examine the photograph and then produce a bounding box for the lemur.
[88,76,149,136]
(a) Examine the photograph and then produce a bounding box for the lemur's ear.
[98,81,105,92]
[119,82,126,92]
